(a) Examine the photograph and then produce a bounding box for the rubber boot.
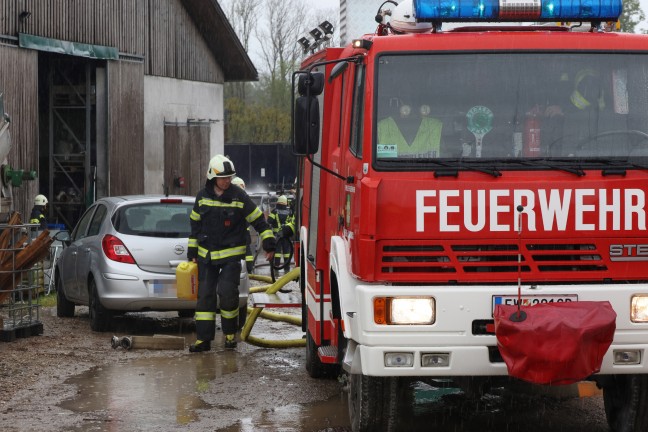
[189,339,211,352]
[224,334,237,349]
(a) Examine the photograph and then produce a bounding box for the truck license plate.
[492,294,578,314]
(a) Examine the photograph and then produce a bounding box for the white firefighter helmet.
[206,155,236,179]
[34,194,48,206]
[231,176,246,189]
[277,195,288,206]
[390,1,433,34]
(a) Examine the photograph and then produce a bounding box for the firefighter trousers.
[195,259,241,340]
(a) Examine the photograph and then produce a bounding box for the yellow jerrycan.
[176,261,198,300]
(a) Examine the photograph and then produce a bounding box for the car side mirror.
[54,230,71,246]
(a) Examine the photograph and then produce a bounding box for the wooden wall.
[0,44,39,219]
[146,0,224,84]
[0,0,224,84]
[108,60,144,195]
[164,124,211,197]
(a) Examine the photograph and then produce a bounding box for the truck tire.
[306,331,331,378]
[88,279,112,332]
[348,374,414,432]
[603,374,648,432]
[56,273,75,318]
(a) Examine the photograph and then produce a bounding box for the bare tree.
[222,0,261,100]
[256,0,308,109]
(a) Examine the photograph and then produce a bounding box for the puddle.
[219,395,350,432]
[60,353,243,431]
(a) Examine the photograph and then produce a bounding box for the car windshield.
[374,52,648,170]
[112,202,192,238]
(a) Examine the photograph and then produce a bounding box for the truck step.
[250,292,301,308]
[318,345,338,363]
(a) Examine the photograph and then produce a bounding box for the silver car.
[55,195,249,332]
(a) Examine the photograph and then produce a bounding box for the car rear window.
[112,202,193,238]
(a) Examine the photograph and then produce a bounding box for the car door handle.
[169,260,184,268]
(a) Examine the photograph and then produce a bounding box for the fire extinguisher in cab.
[523,111,541,157]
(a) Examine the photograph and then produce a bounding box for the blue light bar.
[413,0,623,22]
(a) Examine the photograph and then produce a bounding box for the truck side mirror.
[294,95,320,155]
[293,72,324,155]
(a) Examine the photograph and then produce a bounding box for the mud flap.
[494,301,616,385]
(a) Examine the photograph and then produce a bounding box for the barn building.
[0,0,256,228]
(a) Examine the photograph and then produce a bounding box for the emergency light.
[413,0,623,22]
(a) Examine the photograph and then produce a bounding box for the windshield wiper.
[506,158,585,176]
[383,158,501,177]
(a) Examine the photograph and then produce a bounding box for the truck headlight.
[631,295,648,323]
[374,297,435,325]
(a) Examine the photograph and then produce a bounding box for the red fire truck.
[292,0,648,430]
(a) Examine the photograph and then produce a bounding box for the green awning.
[19,33,118,60]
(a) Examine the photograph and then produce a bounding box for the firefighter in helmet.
[268,194,295,273]
[230,176,255,274]
[30,194,48,230]
[188,155,275,352]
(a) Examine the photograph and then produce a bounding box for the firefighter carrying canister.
[188,155,275,352]
[268,195,295,272]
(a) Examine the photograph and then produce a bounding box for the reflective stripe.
[188,238,198,247]
[221,308,239,319]
[198,198,244,209]
[245,207,263,223]
[210,245,246,260]
[259,229,274,240]
[190,210,201,221]
[198,245,246,260]
[245,256,254,262]
[570,90,590,110]
[29,218,40,224]
[195,311,216,321]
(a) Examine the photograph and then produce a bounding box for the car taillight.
[160,198,182,203]
[102,234,136,264]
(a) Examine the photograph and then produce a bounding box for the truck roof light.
[413,0,622,22]
[352,39,373,50]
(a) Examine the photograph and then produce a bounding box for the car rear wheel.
[178,309,195,319]
[88,278,112,332]
[56,273,75,318]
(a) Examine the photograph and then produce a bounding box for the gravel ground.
[0,277,345,432]
[0,279,612,432]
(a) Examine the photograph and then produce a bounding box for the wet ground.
[0,265,611,431]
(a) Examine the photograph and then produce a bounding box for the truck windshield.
[374,53,648,170]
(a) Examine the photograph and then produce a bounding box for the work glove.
[262,236,276,253]
[187,248,197,261]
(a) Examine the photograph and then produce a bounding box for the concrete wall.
[143,75,223,194]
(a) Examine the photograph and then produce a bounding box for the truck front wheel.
[347,374,413,432]
[603,374,648,432]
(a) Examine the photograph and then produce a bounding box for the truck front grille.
[378,240,606,282]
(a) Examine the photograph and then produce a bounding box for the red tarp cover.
[494,301,616,385]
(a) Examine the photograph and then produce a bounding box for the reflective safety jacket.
[29,205,47,230]
[189,183,275,264]
[377,116,442,158]
[268,205,295,237]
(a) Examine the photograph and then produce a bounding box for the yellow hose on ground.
[249,274,274,283]
[242,267,305,348]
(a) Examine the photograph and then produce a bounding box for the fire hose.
[241,267,305,348]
